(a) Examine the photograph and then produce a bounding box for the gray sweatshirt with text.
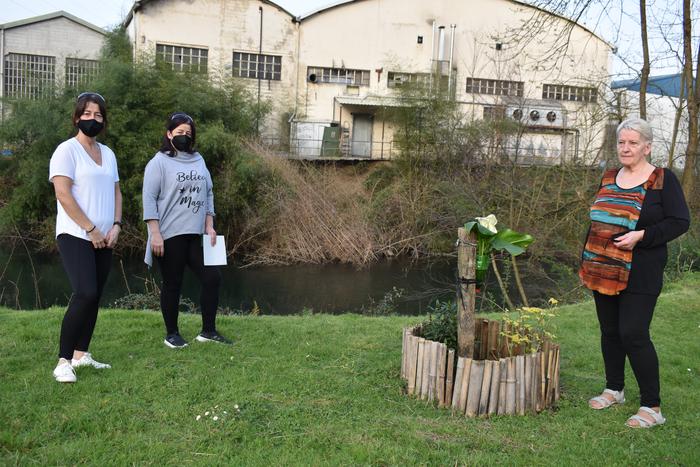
[142,151,215,265]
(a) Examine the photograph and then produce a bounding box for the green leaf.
[491,229,534,256]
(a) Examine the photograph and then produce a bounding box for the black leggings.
[156,234,221,335]
[593,291,660,407]
[56,234,112,360]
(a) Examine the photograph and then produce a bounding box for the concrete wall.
[128,0,298,139]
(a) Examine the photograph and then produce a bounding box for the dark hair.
[72,92,108,129]
[160,112,197,156]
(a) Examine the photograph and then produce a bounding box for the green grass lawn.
[1,274,699,465]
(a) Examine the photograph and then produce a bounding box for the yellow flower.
[548,298,559,306]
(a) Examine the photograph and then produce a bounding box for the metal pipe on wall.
[430,20,436,93]
[448,24,456,98]
[257,6,263,135]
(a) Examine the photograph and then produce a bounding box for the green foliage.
[501,300,559,355]
[419,299,457,349]
[0,29,266,249]
[361,286,405,316]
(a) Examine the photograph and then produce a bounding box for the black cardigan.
[626,168,690,295]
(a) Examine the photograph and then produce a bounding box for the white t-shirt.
[49,137,120,240]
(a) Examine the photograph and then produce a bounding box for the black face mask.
[77,119,104,137]
[171,134,193,152]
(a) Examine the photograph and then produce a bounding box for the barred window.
[465,77,523,97]
[65,58,101,89]
[156,44,208,73]
[3,53,56,99]
[232,52,281,80]
[307,66,370,86]
[542,83,597,103]
[387,71,430,88]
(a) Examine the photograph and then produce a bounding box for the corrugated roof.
[611,73,684,98]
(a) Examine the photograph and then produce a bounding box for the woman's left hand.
[613,230,645,250]
[106,224,121,248]
[206,226,217,246]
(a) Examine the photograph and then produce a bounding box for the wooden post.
[524,353,532,413]
[538,350,546,411]
[445,349,455,407]
[479,319,489,360]
[478,360,493,416]
[553,345,560,402]
[457,227,476,358]
[427,342,437,402]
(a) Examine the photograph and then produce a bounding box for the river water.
[0,249,459,314]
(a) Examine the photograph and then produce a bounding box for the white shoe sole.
[164,339,188,349]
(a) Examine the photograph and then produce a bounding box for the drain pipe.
[257,6,263,135]
[429,20,435,93]
[448,24,456,98]
[1,26,5,122]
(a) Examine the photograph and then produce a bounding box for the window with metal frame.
[307,66,370,86]
[156,44,208,73]
[65,58,101,89]
[465,77,523,97]
[387,71,431,88]
[4,53,56,99]
[542,83,597,103]
[232,52,282,80]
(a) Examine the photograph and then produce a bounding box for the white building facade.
[124,0,613,163]
[1,11,106,118]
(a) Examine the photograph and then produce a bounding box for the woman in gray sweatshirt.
[142,112,232,348]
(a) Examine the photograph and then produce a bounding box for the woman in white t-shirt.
[48,92,122,383]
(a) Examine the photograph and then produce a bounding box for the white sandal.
[626,406,666,428]
[588,389,625,410]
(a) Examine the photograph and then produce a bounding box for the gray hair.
[617,117,653,143]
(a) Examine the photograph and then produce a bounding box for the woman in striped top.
[579,118,689,428]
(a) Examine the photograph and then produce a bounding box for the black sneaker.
[195,331,233,345]
[164,333,189,349]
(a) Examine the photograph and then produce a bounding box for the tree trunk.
[668,72,686,169]
[681,0,698,200]
[456,228,476,358]
[639,0,650,120]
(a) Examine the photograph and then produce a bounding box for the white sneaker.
[53,359,77,383]
[72,352,111,369]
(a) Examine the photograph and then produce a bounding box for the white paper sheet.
[203,235,227,266]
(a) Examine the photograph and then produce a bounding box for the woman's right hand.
[151,232,165,257]
[88,228,108,249]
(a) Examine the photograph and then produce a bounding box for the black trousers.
[593,290,660,407]
[56,234,112,360]
[156,234,221,335]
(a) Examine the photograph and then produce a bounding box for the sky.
[0,0,688,78]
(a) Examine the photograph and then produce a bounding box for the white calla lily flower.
[475,214,498,234]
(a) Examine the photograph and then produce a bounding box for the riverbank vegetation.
[0,273,698,465]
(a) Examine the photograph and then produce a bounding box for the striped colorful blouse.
[579,167,664,295]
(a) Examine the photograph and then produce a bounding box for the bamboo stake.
[406,336,417,395]
[488,359,500,416]
[465,360,483,417]
[539,350,546,411]
[427,341,437,402]
[445,349,455,408]
[480,319,490,360]
[497,358,507,415]
[546,345,555,406]
[516,355,525,415]
[401,328,407,379]
[488,320,499,360]
[437,344,447,408]
[506,357,516,415]
[456,228,476,358]
[524,353,532,413]
[458,358,472,413]
[554,346,560,402]
[533,353,540,413]
[511,254,529,307]
[478,360,493,416]
[416,339,427,400]
[490,252,516,311]
[451,357,465,413]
